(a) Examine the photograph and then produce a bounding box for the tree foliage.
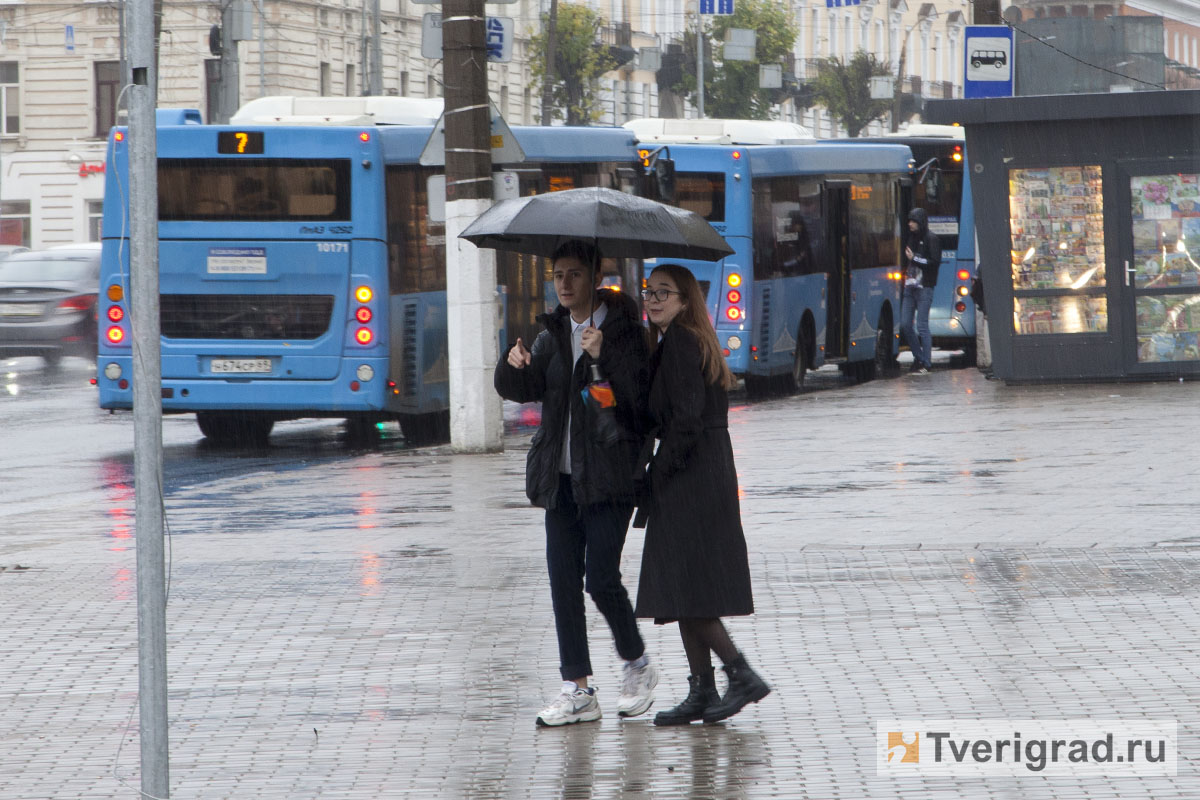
[664,0,799,120]
[810,51,893,137]
[528,3,616,126]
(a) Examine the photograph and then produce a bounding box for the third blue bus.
[626,118,913,395]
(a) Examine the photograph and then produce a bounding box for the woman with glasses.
[634,264,770,725]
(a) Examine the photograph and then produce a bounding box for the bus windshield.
[158,158,352,221]
[673,172,726,223]
[910,148,964,251]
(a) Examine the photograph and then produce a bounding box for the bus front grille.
[161,294,334,340]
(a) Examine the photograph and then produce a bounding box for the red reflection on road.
[356,490,378,530]
[359,551,381,596]
[100,459,134,550]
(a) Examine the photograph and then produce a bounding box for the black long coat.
[634,324,754,621]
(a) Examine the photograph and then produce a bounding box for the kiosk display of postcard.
[1130,173,1200,363]
[1008,166,1107,335]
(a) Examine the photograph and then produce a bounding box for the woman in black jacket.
[635,263,770,725]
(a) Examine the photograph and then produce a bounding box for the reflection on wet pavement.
[2,363,1200,797]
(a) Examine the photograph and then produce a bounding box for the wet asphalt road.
[2,352,1200,798]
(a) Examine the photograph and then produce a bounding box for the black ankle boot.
[653,674,719,726]
[702,655,770,723]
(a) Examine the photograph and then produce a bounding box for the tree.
[661,0,799,119]
[529,3,616,126]
[810,50,893,137]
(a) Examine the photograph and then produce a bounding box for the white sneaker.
[617,659,659,718]
[536,683,602,727]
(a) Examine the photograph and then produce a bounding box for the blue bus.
[97,101,641,443]
[626,118,913,395]
[836,124,978,363]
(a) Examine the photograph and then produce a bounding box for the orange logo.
[887,731,919,763]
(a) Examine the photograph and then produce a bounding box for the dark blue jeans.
[900,284,934,368]
[545,473,645,681]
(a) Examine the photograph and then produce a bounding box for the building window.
[400,71,409,96]
[1,200,31,247]
[88,200,104,241]
[95,61,120,138]
[0,62,18,135]
[345,63,356,96]
[320,62,331,96]
[204,59,220,123]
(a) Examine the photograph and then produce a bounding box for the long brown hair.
[648,264,736,390]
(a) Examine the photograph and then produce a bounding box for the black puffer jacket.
[494,289,649,510]
[906,207,942,289]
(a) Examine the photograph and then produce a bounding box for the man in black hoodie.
[494,240,657,727]
[899,207,942,374]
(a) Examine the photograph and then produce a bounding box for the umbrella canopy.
[458,186,734,262]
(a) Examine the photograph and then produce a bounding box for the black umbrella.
[457,186,733,262]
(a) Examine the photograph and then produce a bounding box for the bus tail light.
[107,284,124,301]
[955,301,967,313]
[957,286,969,296]
[355,327,373,345]
[106,326,126,344]
[727,273,742,288]
[957,269,971,281]
[107,306,125,322]
[356,307,372,323]
[725,307,741,321]
[952,144,963,162]
[355,286,373,303]
[726,289,741,304]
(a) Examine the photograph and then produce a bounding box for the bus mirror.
[654,159,676,205]
[924,169,941,201]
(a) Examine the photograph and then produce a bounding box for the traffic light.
[209,25,222,57]
[654,159,676,205]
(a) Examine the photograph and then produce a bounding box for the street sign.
[699,0,734,15]
[418,100,526,166]
[964,25,1014,98]
[825,0,861,6]
[65,24,74,53]
[421,13,513,62]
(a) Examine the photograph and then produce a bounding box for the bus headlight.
[726,335,742,351]
[356,364,375,382]
[104,362,122,380]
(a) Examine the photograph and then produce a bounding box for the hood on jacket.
[908,207,929,236]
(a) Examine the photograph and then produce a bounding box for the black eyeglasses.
[640,288,682,302]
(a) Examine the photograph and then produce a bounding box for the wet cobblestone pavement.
[3,363,1200,798]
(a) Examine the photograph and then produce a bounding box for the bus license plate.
[211,358,272,374]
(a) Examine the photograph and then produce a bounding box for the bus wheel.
[873,319,894,378]
[787,328,809,394]
[196,411,274,446]
[399,410,451,445]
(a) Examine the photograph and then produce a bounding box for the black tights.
[678,617,739,679]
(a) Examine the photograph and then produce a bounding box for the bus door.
[823,180,852,360]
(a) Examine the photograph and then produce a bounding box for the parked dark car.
[0,243,101,366]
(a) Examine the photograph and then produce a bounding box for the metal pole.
[696,12,704,117]
[218,0,240,122]
[368,0,382,94]
[541,0,558,124]
[258,0,265,97]
[128,0,168,793]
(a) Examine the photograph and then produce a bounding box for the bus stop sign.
[964,25,1014,98]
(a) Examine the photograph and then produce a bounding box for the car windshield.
[0,257,96,282]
